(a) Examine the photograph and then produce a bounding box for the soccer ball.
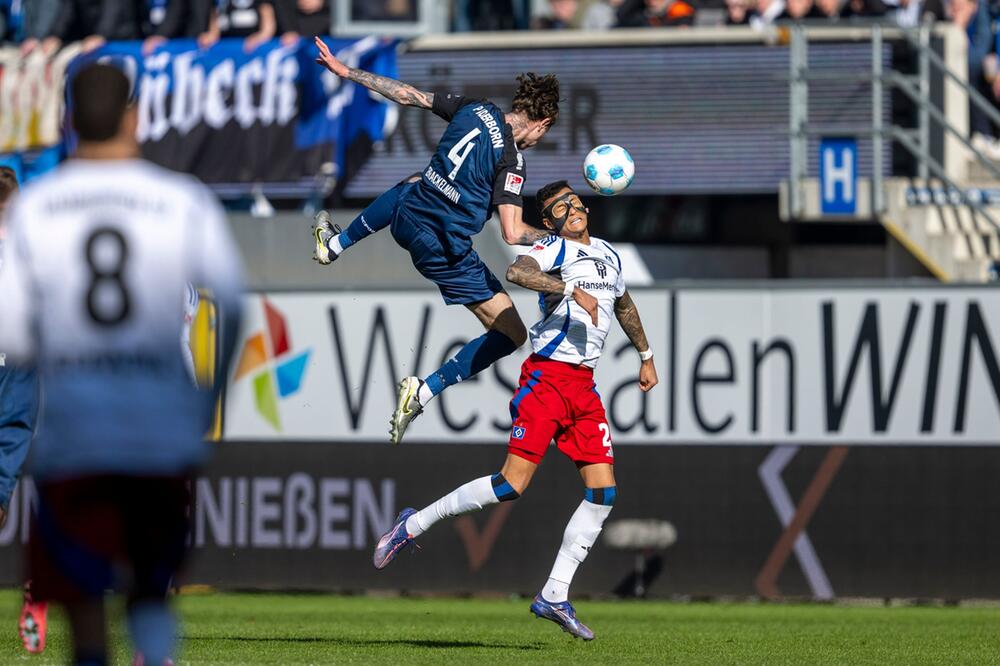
[583,144,634,196]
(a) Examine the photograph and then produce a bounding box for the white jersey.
[0,159,244,480]
[525,234,626,368]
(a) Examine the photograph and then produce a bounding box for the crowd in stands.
[0,0,330,55]
[0,0,991,42]
[1,0,993,41]
[526,0,972,29]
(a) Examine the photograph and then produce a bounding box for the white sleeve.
[615,271,626,298]
[0,202,37,363]
[189,185,245,385]
[525,236,566,273]
[190,187,245,315]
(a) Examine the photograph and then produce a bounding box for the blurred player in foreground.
[1,168,201,656]
[372,181,658,640]
[0,167,48,654]
[0,63,244,665]
[311,38,573,445]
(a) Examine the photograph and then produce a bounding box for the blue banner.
[64,36,397,194]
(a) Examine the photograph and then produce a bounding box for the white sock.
[328,233,346,256]
[405,475,498,538]
[542,499,613,603]
[417,380,435,406]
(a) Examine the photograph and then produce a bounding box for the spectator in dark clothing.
[951,0,994,136]
[142,0,206,53]
[819,0,888,19]
[453,0,531,31]
[955,0,991,86]
[838,0,886,17]
[47,0,143,54]
[617,0,696,26]
[0,0,14,43]
[725,0,758,23]
[532,0,580,29]
[777,0,823,19]
[350,0,415,20]
[199,0,277,52]
[21,0,65,55]
[276,0,329,46]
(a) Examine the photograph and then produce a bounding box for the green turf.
[3,590,1000,664]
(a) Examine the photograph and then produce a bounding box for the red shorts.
[507,354,614,465]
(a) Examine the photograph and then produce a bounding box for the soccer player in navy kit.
[0,168,47,655]
[311,38,597,445]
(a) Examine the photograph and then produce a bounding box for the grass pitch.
[2,590,1000,664]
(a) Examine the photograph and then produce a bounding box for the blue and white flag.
[64,37,398,191]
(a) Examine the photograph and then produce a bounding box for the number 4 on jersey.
[447,128,480,180]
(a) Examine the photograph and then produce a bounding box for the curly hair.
[512,73,560,124]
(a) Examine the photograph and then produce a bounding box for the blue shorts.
[371,185,503,306]
[0,363,38,510]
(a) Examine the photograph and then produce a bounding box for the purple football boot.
[373,508,418,569]
[529,594,595,641]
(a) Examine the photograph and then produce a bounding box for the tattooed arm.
[615,290,658,392]
[614,290,649,353]
[314,37,433,109]
[506,255,566,294]
[506,255,600,326]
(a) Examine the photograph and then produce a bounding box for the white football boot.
[312,210,341,265]
[389,377,424,445]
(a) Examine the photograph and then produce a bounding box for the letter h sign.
[819,138,857,215]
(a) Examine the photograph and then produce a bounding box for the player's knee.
[503,319,527,348]
[514,323,528,348]
[490,472,525,500]
[584,486,617,507]
[489,306,527,348]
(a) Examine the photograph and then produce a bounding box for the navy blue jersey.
[399,93,525,257]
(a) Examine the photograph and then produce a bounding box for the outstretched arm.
[315,37,433,109]
[497,204,551,246]
[506,255,599,326]
[614,290,658,392]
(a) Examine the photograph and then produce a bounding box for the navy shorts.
[373,186,503,306]
[0,363,38,511]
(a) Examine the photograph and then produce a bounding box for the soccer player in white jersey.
[0,63,245,666]
[372,180,658,640]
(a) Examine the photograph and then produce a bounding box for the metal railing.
[787,22,1000,230]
